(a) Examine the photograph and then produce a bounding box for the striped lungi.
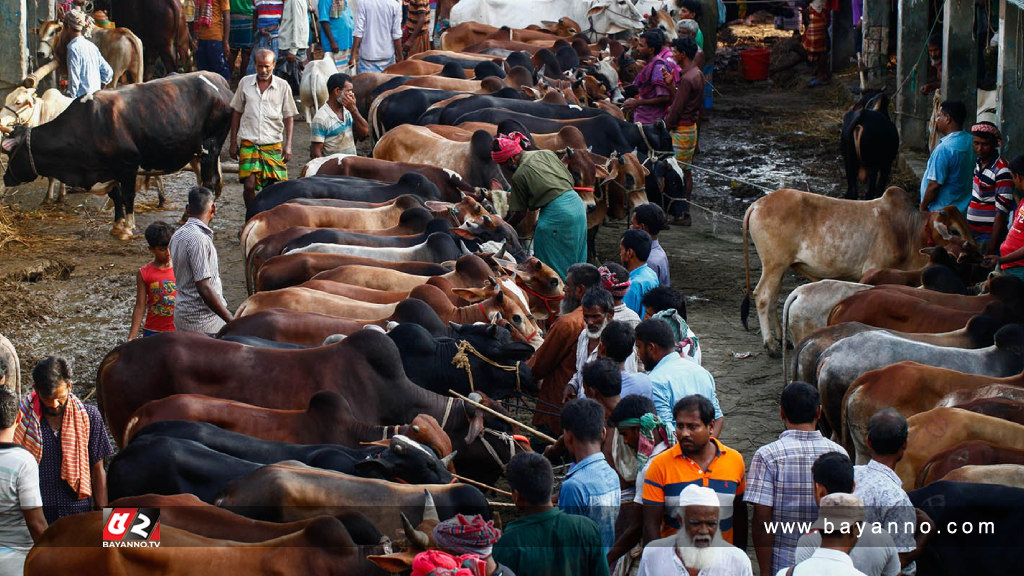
[802,8,830,56]
[229,14,254,48]
[238,140,288,192]
[671,123,698,165]
[534,191,588,281]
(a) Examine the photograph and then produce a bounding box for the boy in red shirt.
[985,155,1024,281]
[128,222,178,339]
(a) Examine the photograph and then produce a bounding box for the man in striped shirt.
[402,0,431,56]
[968,121,1015,253]
[247,0,283,73]
[169,187,234,335]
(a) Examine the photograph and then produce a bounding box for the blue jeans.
[196,40,230,80]
[248,35,279,74]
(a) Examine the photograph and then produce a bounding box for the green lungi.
[534,191,588,280]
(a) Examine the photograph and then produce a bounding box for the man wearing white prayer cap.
[638,484,753,576]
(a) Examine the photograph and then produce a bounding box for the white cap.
[672,485,720,519]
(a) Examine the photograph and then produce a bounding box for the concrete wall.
[998,0,1024,157]
[0,0,28,101]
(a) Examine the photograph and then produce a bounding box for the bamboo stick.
[23,60,59,89]
[452,473,513,497]
[448,389,558,444]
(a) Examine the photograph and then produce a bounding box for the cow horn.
[401,513,431,550]
[440,450,458,467]
[411,424,421,434]
[483,215,492,226]
[423,490,439,522]
[495,244,507,260]
[448,321,463,331]
[393,442,405,454]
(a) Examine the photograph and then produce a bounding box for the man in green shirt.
[492,132,588,280]
[493,452,610,576]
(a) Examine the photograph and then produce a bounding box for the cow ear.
[452,287,488,302]
[354,457,394,479]
[642,164,651,177]
[367,554,416,573]
[541,20,558,27]
[595,164,610,179]
[450,227,477,240]
[1,137,18,154]
[494,290,505,304]
[933,220,952,240]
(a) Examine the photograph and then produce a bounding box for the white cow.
[300,53,340,124]
[1,87,73,203]
[450,0,646,38]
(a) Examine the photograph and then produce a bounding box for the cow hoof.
[112,228,133,241]
[764,346,782,359]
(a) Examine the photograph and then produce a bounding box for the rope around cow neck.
[450,339,522,394]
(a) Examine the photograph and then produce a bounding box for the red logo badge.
[102,508,160,547]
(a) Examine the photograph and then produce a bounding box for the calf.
[841,92,900,200]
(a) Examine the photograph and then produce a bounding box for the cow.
[0,86,73,204]
[583,152,650,259]
[909,481,1024,575]
[373,126,508,190]
[215,309,414,346]
[96,329,528,483]
[915,441,1024,487]
[25,513,379,576]
[440,123,589,151]
[215,461,490,534]
[939,463,1024,487]
[781,280,872,366]
[369,86,522,139]
[954,397,1024,426]
[740,187,975,356]
[447,0,644,40]
[245,173,441,221]
[311,253,494,292]
[858,245,963,287]
[0,333,19,395]
[866,275,1024,311]
[818,325,1024,447]
[435,94,610,125]
[95,0,190,75]
[438,23,570,53]
[1,72,231,239]
[255,253,451,292]
[301,154,476,200]
[299,55,337,123]
[280,219,451,255]
[384,59,473,77]
[388,322,535,398]
[282,231,464,263]
[36,20,144,87]
[841,92,900,200]
[353,73,487,118]
[827,283,1024,332]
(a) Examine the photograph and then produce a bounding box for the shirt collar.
[810,547,856,565]
[977,155,1002,171]
[248,74,278,91]
[651,351,679,372]
[866,459,902,485]
[186,217,214,236]
[566,452,608,477]
[651,238,661,249]
[508,508,561,528]
[629,264,650,279]
[672,437,724,461]
[779,429,824,441]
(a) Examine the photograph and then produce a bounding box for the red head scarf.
[491,132,530,164]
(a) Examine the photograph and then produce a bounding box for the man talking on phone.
[310,73,370,158]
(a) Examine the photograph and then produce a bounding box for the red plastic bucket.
[740,49,771,81]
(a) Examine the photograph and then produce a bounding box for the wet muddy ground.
[0,22,912,485]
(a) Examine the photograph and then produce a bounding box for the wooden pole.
[23,60,59,89]
[448,389,558,444]
[452,473,513,497]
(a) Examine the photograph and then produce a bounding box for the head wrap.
[810,493,865,532]
[64,8,90,32]
[411,550,486,576]
[652,308,700,363]
[432,514,502,558]
[613,412,675,468]
[491,132,530,164]
[971,123,1002,147]
[599,265,631,298]
[671,485,721,519]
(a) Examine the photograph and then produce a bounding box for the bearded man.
[563,288,638,402]
[638,484,753,576]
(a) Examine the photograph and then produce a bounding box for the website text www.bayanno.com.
[764,519,995,538]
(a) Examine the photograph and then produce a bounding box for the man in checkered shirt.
[745,382,847,576]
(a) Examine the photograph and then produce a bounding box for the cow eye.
[513,315,523,324]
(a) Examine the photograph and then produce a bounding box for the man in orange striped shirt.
[402,0,430,55]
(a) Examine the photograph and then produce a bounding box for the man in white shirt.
[638,484,753,576]
[0,388,47,576]
[778,493,868,576]
[276,0,312,90]
[351,0,404,73]
[310,73,368,158]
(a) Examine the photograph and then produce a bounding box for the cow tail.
[782,289,794,383]
[246,242,261,296]
[740,206,752,331]
[240,219,257,266]
[95,349,120,416]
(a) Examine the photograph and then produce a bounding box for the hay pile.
[0,206,27,251]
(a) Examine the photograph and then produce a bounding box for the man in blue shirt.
[635,319,722,433]
[920,100,975,215]
[631,204,671,287]
[621,229,660,316]
[63,10,113,98]
[558,398,621,552]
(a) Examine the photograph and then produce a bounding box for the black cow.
[435,94,609,126]
[458,108,672,159]
[220,335,311,349]
[95,0,189,75]
[841,92,900,200]
[423,54,500,70]
[644,152,687,220]
[1,72,231,239]
[506,51,534,74]
[388,322,536,399]
[533,48,565,79]
[374,87,520,138]
[245,173,438,220]
[556,45,580,73]
[910,481,1024,575]
[474,61,507,79]
[439,61,468,79]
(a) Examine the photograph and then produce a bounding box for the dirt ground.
[0,22,915,487]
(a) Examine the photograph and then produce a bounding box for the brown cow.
[866,275,1024,311]
[586,152,649,229]
[37,21,144,87]
[241,195,423,257]
[827,292,1010,332]
[373,125,508,191]
[893,407,1024,488]
[411,282,544,348]
[916,441,1024,487]
[384,59,477,77]
[940,463,1024,488]
[300,155,476,200]
[461,38,547,55]
[218,309,388,345]
[410,50,500,62]
[25,513,369,576]
[236,288,401,319]
[440,22,575,53]
[455,122,588,150]
[954,397,1024,427]
[312,253,494,292]
[123,392,451,455]
[256,253,450,292]
[297,280,411,304]
[741,187,974,356]
[842,362,1024,463]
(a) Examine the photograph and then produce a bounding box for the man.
[310,73,368,158]
[793,452,901,576]
[920,100,975,215]
[352,0,404,73]
[320,0,355,70]
[920,35,942,95]
[802,0,832,87]
[15,357,113,524]
[676,19,706,69]
[966,121,1014,252]
[196,0,232,80]
[0,388,47,576]
[853,409,930,573]
[621,229,659,317]
[630,204,670,286]
[276,0,311,90]
[599,263,641,328]
[558,399,621,552]
[780,494,868,576]
[985,154,1024,280]
[624,28,678,125]
[635,318,721,431]
[169,187,234,334]
[580,357,622,418]
[664,37,704,226]
[63,10,113,98]
[639,484,753,576]
[564,288,636,401]
[642,286,701,365]
[249,0,283,75]
[747,382,847,576]
[230,48,298,207]
[228,0,254,82]
[528,263,601,434]
[601,321,653,399]
[642,395,745,547]
[402,0,431,56]
[433,514,513,576]
[493,452,609,576]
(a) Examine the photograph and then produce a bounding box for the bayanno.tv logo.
[102,508,161,548]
